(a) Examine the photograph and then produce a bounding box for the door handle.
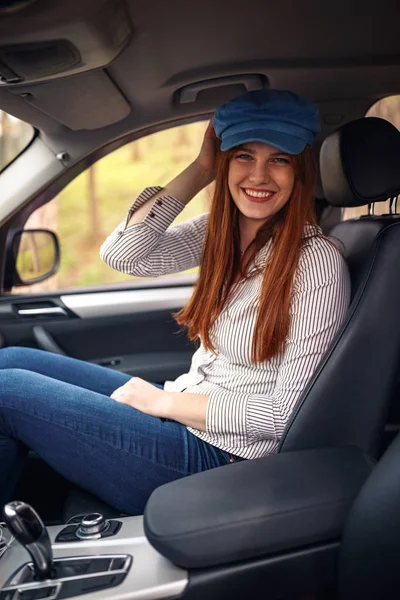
[178,74,267,104]
[17,307,68,317]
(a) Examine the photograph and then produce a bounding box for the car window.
[342,95,400,221]
[0,110,34,172]
[10,121,212,295]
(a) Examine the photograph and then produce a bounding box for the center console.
[0,503,188,600]
[0,446,376,600]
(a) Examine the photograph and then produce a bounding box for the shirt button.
[156,199,163,206]
[149,212,155,218]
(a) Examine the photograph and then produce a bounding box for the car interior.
[0,1,400,599]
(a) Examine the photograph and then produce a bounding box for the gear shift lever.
[3,501,54,580]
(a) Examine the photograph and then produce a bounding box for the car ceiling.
[0,0,399,157]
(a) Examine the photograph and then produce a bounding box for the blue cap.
[213,89,320,154]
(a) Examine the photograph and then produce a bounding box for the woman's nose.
[248,162,270,184]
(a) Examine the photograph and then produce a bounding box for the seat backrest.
[280,117,400,457]
[339,432,400,600]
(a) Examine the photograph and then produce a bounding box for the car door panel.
[60,286,194,318]
[0,287,196,384]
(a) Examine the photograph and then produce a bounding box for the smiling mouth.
[241,188,276,202]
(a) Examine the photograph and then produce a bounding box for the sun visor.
[0,0,132,86]
[8,71,131,130]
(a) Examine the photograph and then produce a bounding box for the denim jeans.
[0,347,232,515]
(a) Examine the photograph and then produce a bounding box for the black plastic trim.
[181,542,339,600]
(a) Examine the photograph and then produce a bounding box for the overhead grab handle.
[178,74,268,104]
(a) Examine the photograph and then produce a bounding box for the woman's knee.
[0,346,42,369]
[0,368,40,408]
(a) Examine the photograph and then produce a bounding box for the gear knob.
[3,501,54,579]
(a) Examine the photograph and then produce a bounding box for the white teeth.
[244,189,273,198]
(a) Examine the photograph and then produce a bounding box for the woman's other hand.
[111,377,208,430]
[194,120,219,184]
[111,377,167,418]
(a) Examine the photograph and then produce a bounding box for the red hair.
[175,146,318,363]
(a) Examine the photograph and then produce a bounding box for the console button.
[76,513,109,539]
[54,519,121,543]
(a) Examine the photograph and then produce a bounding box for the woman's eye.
[235,153,252,161]
[271,157,290,165]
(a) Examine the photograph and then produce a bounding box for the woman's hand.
[111,378,209,430]
[193,120,219,184]
[111,377,167,418]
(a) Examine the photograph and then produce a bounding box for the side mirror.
[9,229,60,287]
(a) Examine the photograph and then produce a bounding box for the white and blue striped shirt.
[100,187,350,459]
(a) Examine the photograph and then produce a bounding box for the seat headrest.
[320,117,400,207]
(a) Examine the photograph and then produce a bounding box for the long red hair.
[175,146,318,363]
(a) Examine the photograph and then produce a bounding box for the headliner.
[0,0,398,150]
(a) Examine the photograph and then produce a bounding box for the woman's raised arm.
[126,120,218,226]
[100,121,219,277]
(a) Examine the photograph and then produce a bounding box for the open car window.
[0,111,34,172]
[10,120,212,294]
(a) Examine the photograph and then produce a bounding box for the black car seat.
[339,431,400,600]
[63,116,400,520]
[280,116,400,458]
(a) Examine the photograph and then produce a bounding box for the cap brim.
[220,129,307,154]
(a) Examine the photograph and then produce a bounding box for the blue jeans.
[0,347,232,515]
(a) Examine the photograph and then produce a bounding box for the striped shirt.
[100,186,351,459]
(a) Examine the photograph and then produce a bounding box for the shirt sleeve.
[205,237,351,446]
[100,186,209,277]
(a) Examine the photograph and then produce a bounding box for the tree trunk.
[88,164,100,241]
[131,140,142,161]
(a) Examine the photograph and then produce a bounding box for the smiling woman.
[101,90,349,464]
[190,137,319,364]
[0,88,350,516]
[228,143,296,248]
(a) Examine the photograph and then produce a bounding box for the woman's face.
[228,141,296,228]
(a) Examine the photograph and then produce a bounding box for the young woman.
[0,89,350,515]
